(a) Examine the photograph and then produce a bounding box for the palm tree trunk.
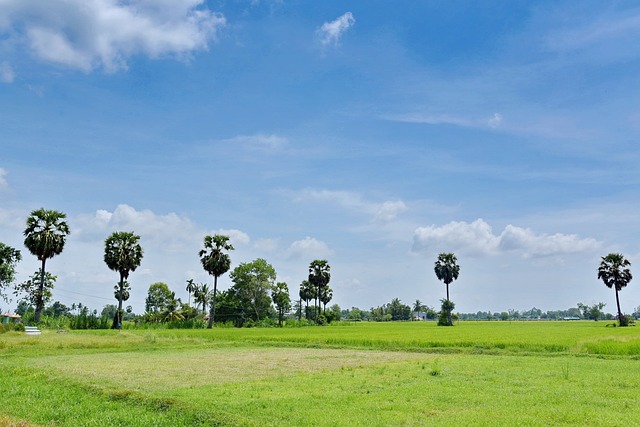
[207,275,218,329]
[35,258,46,323]
[112,276,124,329]
[615,288,623,324]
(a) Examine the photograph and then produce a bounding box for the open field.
[1,321,639,426]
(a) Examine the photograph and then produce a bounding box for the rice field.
[1,321,639,426]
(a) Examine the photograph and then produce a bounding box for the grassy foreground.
[1,321,639,426]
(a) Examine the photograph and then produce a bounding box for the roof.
[1,313,21,319]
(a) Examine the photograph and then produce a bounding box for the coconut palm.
[162,292,185,322]
[434,252,460,326]
[104,231,143,329]
[23,208,70,322]
[598,253,633,326]
[199,234,234,328]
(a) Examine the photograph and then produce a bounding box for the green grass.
[1,321,639,426]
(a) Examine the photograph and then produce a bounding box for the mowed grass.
[1,321,639,426]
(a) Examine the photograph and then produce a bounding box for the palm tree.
[319,286,333,315]
[299,280,313,320]
[199,235,234,328]
[598,253,633,326]
[185,279,196,307]
[434,252,460,326]
[23,208,70,322]
[194,283,210,314]
[162,292,185,322]
[104,231,143,329]
[308,260,330,323]
[413,299,424,317]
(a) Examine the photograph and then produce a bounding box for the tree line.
[1,208,637,329]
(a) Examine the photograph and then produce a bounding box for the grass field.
[1,321,639,426]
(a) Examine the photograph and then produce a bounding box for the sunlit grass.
[1,321,639,426]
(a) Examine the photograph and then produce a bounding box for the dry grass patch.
[31,347,427,393]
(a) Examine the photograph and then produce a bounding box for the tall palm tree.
[23,208,70,322]
[185,279,196,307]
[598,253,632,325]
[434,252,460,326]
[308,260,331,323]
[199,234,234,328]
[104,231,143,329]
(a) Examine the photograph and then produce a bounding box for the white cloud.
[223,134,288,152]
[387,112,505,131]
[0,0,225,72]
[373,200,407,223]
[412,219,601,258]
[216,228,251,246]
[0,168,8,190]
[253,238,279,253]
[0,62,15,83]
[286,236,333,260]
[74,204,198,253]
[295,189,407,223]
[317,12,355,46]
[488,113,503,128]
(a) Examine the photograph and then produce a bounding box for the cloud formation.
[295,189,407,223]
[0,62,15,83]
[216,228,251,246]
[223,133,288,152]
[0,0,225,72]
[74,204,198,253]
[286,236,333,260]
[0,168,8,190]
[412,219,600,258]
[317,12,355,46]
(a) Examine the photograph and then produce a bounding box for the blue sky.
[1,0,640,315]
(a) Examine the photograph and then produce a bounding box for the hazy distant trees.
[577,302,606,321]
[104,231,143,329]
[199,235,234,328]
[23,208,70,322]
[597,253,632,326]
[434,252,460,326]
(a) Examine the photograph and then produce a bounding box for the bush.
[13,323,25,332]
[619,314,633,327]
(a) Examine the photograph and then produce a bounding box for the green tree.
[199,235,234,328]
[412,299,425,315]
[23,208,70,322]
[145,282,172,313]
[0,242,21,302]
[577,302,606,321]
[14,270,56,309]
[434,252,460,326]
[597,253,632,326]
[104,231,143,329]
[185,279,196,307]
[229,258,276,324]
[271,282,291,327]
[308,260,330,323]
